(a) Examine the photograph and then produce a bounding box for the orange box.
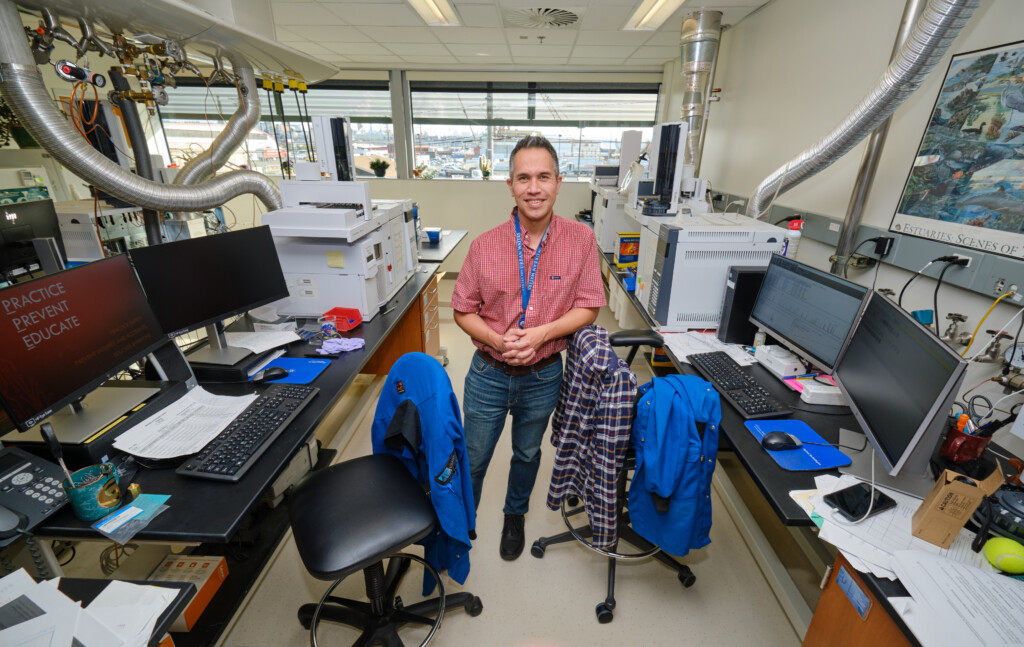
[148,555,229,632]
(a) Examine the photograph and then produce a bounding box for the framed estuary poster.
[891,40,1024,259]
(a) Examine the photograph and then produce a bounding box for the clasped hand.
[501,326,544,365]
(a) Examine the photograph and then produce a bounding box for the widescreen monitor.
[128,226,288,337]
[749,255,868,373]
[0,199,66,278]
[831,291,967,497]
[0,255,165,431]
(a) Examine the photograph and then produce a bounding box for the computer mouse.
[761,431,802,451]
[254,366,289,383]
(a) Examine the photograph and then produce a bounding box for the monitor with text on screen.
[749,254,868,374]
[831,291,967,497]
[128,226,289,367]
[0,255,165,431]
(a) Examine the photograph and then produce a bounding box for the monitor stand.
[186,321,251,366]
[837,428,936,499]
[18,385,159,445]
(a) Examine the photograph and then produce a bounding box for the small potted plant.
[479,156,492,179]
[370,158,390,177]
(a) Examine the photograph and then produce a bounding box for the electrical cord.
[843,239,877,279]
[897,260,934,307]
[961,291,1016,357]
[933,260,959,335]
[979,388,1024,424]
[829,452,879,526]
[967,306,1024,362]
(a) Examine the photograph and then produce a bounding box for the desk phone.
[0,446,68,547]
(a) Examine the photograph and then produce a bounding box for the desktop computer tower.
[717,266,766,345]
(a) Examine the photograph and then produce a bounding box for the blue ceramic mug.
[62,463,121,522]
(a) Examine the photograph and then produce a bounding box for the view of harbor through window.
[157,82,657,180]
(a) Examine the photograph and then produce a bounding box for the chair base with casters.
[532,328,696,624]
[288,453,483,646]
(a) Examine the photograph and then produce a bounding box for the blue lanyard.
[513,210,550,329]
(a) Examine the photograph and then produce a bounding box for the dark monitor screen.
[749,255,868,373]
[128,226,289,336]
[0,199,65,276]
[0,255,165,430]
[831,292,966,475]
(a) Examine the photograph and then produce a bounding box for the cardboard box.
[148,555,229,632]
[911,466,1003,548]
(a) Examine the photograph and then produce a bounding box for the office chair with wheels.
[532,328,698,624]
[289,453,482,647]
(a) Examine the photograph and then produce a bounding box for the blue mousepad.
[249,357,330,384]
[745,420,851,471]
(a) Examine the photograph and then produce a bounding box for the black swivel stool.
[288,453,483,646]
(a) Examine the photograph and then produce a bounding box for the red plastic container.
[323,307,362,331]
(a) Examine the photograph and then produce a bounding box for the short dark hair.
[509,135,559,175]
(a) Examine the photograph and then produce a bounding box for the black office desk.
[57,578,195,647]
[37,267,442,544]
[417,229,467,263]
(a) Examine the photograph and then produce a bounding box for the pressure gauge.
[1005,342,1024,369]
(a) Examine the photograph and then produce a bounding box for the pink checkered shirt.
[451,210,606,364]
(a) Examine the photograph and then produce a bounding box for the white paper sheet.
[87,580,178,647]
[661,331,756,366]
[224,331,300,355]
[112,387,257,459]
[0,570,36,607]
[0,578,79,647]
[892,550,1024,647]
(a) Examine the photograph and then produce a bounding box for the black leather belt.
[475,350,559,376]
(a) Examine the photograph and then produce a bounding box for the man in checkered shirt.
[451,135,606,560]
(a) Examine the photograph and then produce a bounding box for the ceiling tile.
[456,56,512,65]
[571,45,637,58]
[445,43,511,57]
[512,56,570,66]
[456,5,503,28]
[568,57,633,66]
[293,42,337,57]
[509,44,572,58]
[271,2,347,26]
[323,41,394,55]
[431,27,506,44]
[289,25,374,42]
[627,57,677,66]
[403,55,460,65]
[578,7,632,31]
[574,30,650,46]
[274,26,304,42]
[357,26,442,44]
[644,30,683,46]
[351,55,407,62]
[504,28,577,46]
[634,45,681,59]
[329,4,424,26]
[386,43,452,56]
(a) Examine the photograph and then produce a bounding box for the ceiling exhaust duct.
[746,0,978,219]
[0,0,282,213]
[679,11,722,175]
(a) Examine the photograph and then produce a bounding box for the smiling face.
[507,146,562,228]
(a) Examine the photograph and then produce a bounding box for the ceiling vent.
[502,8,582,29]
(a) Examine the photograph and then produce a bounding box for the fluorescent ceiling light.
[623,0,687,31]
[408,0,461,26]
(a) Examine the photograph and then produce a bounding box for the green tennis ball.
[983,537,1024,574]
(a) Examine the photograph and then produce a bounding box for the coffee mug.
[62,463,121,522]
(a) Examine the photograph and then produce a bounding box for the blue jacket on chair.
[372,352,475,593]
[628,374,721,557]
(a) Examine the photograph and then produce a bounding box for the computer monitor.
[0,199,66,279]
[127,226,289,366]
[831,291,968,498]
[749,255,868,374]
[0,255,165,433]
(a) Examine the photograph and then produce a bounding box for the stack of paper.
[661,331,756,366]
[793,474,995,579]
[0,569,178,647]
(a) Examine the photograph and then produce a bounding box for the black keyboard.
[177,383,319,482]
[689,351,791,419]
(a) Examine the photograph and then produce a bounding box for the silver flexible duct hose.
[0,0,281,212]
[746,0,978,218]
[174,56,259,186]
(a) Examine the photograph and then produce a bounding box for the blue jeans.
[463,352,563,516]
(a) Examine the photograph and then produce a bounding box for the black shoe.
[500,514,525,561]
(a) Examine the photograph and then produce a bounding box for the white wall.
[682,0,1024,453]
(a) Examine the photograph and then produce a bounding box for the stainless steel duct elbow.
[0,0,281,213]
[746,0,978,219]
[174,55,260,186]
